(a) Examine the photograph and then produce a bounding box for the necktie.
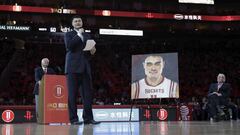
[78,33,84,41]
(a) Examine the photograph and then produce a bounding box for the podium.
[38,75,69,124]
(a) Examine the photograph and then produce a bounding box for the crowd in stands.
[1,31,240,120]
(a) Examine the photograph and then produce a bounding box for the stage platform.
[1,121,239,135]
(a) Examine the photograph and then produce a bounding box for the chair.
[219,105,231,120]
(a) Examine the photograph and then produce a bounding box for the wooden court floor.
[1,121,239,135]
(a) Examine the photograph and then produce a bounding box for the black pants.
[66,72,93,123]
[208,94,227,117]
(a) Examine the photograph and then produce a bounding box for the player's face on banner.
[72,18,83,29]
[132,53,179,99]
[143,56,164,79]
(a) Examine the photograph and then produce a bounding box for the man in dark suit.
[33,58,55,121]
[208,73,231,122]
[64,15,99,125]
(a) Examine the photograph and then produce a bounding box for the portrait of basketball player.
[131,55,179,99]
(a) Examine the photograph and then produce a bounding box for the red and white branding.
[24,111,34,120]
[1,124,14,135]
[174,14,202,20]
[102,10,111,16]
[53,85,65,98]
[174,14,184,20]
[144,109,151,120]
[157,109,168,120]
[145,13,154,18]
[13,5,22,12]
[2,110,15,123]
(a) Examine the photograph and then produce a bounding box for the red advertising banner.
[39,75,69,124]
[0,5,240,22]
[140,107,177,121]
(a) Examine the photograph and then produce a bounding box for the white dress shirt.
[42,67,47,74]
[75,29,84,41]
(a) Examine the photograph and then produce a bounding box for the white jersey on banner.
[132,77,178,99]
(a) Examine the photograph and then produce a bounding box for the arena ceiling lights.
[99,29,143,36]
[179,0,214,5]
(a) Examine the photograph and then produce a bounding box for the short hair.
[217,73,226,82]
[41,58,49,63]
[144,55,164,63]
[71,15,82,22]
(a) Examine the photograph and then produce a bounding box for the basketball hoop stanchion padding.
[38,75,69,124]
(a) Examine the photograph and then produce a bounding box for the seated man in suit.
[208,73,231,122]
[33,58,55,121]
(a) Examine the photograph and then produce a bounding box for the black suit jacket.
[64,30,91,76]
[208,83,231,98]
[33,67,55,95]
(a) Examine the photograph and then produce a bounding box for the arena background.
[0,0,240,133]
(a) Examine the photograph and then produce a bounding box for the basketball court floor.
[1,121,239,135]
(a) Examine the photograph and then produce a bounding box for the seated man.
[207,73,231,122]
